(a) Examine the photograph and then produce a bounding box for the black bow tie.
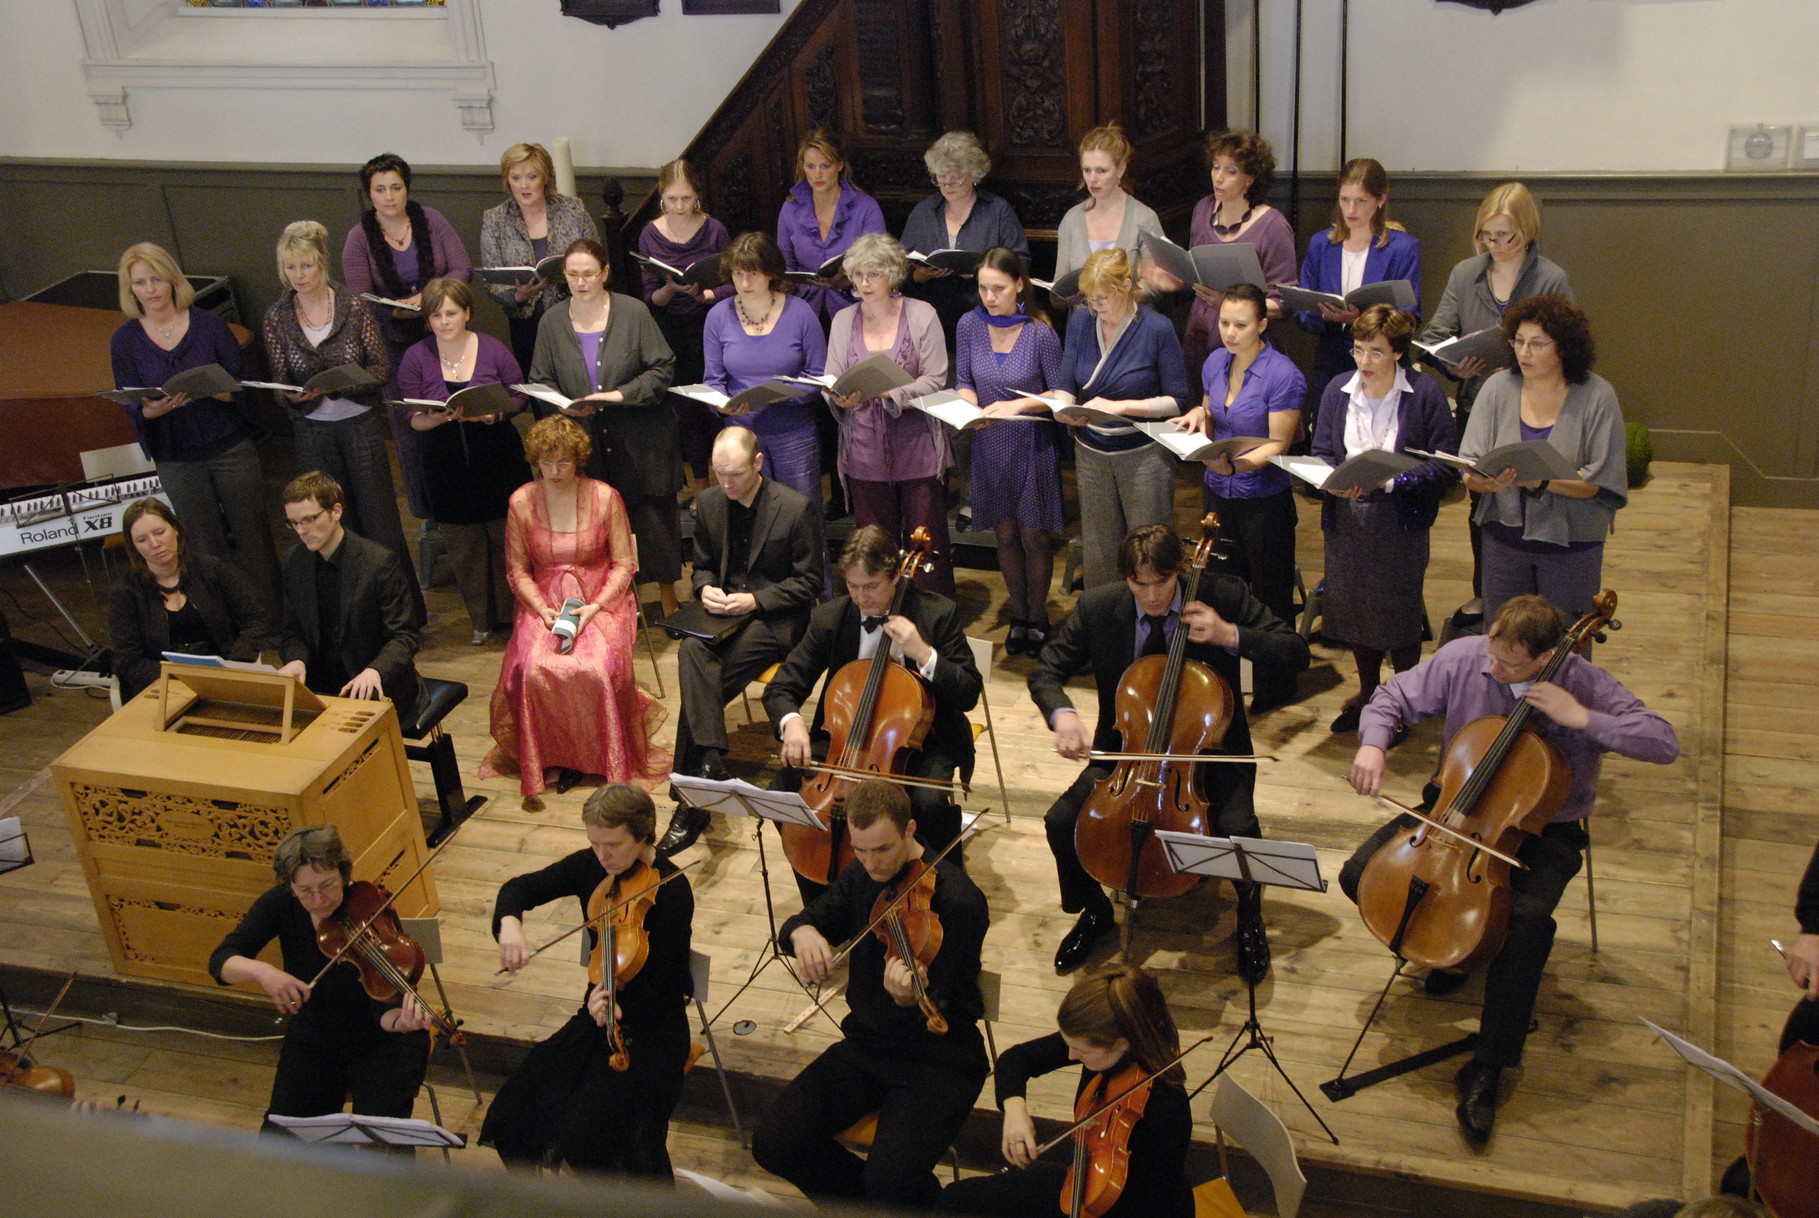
[862,615,885,634]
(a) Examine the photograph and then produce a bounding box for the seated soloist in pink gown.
[481,476,670,796]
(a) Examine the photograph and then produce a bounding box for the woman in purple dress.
[395,278,532,645]
[952,248,1065,655]
[775,129,887,323]
[1173,130,1297,379]
[638,159,733,496]
[700,232,828,518]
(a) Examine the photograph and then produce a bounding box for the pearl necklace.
[439,341,468,376]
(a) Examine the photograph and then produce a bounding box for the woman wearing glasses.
[899,131,1029,349]
[527,238,682,617]
[1458,294,1625,623]
[1309,305,1458,733]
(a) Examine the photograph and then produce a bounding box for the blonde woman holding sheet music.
[1053,124,1164,290]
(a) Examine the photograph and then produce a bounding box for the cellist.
[208,824,433,1132]
[480,784,695,1178]
[1028,524,1309,976]
[1340,595,1678,1143]
[940,963,1193,1218]
[764,523,982,902]
[751,780,990,1210]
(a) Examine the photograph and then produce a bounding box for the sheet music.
[1644,1020,1819,1138]
[268,1112,464,1147]
[1153,830,1327,892]
[668,773,825,829]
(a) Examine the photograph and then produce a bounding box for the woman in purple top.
[341,152,474,520]
[953,248,1065,655]
[1173,130,1298,381]
[701,232,828,517]
[396,279,532,644]
[824,233,955,599]
[775,129,887,323]
[109,241,282,619]
[638,159,733,494]
[1178,284,1304,711]
[1294,158,1423,423]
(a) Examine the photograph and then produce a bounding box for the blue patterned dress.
[954,310,1066,533]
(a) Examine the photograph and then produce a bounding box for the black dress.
[939,1032,1194,1218]
[421,378,531,526]
[479,851,695,1178]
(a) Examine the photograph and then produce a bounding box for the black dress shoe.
[1454,1061,1501,1143]
[1023,621,1050,655]
[554,767,582,794]
[1329,703,1362,734]
[699,753,729,783]
[1054,909,1114,973]
[1234,886,1271,984]
[1424,968,1470,996]
[656,804,711,858]
[1006,623,1030,657]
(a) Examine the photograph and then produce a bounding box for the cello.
[783,528,938,888]
[1355,591,1620,973]
[1746,1039,1819,1218]
[1075,515,1231,912]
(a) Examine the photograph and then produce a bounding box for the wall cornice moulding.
[72,0,495,137]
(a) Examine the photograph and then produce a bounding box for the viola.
[784,527,936,888]
[1059,1060,1152,1218]
[1075,514,1229,905]
[0,1048,75,1099]
[1356,591,1620,973]
[1746,1039,1819,1218]
[586,858,662,1072]
[315,880,465,1045]
[869,859,947,1035]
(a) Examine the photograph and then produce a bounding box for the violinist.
[208,825,432,1132]
[940,963,1193,1218]
[764,523,982,902]
[1029,524,1309,977]
[750,781,990,1210]
[1339,595,1678,1143]
[480,784,694,1179]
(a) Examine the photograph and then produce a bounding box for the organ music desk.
[51,663,438,989]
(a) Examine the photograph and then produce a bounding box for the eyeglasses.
[930,173,969,187]
[1350,346,1393,362]
[285,507,330,531]
[1509,336,1555,352]
[564,268,604,281]
[1084,293,1121,309]
[290,876,343,901]
[850,269,889,283]
[538,458,576,470]
[1478,229,1521,247]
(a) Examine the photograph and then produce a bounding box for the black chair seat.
[407,678,467,739]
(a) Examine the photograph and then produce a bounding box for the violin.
[1075,514,1230,905]
[869,859,947,1035]
[784,528,936,888]
[1356,591,1620,973]
[586,858,662,1072]
[1746,1039,1819,1218]
[1059,1059,1151,1218]
[0,1048,75,1099]
[315,880,466,1045]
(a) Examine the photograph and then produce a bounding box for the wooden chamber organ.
[51,664,438,989]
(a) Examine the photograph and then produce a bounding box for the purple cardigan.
[1309,366,1458,532]
[109,306,257,463]
[825,297,948,482]
[342,205,472,342]
[776,180,886,319]
[394,330,527,413]
[1359,635,1679,822]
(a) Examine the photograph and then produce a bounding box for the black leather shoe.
[1054,909,1114,973]
[554,767,582,794]
[1454,1061,1501,1143]
[1235,887,1271,984]
[656,804,711,858]
[1329,703,1362,734]
[699,752,730,783]
[1424,968,1470,996]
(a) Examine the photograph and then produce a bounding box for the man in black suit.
[277,470,424,720]
[1029,523,1309,977]
[658,428,824,856]
[765,524,982,901]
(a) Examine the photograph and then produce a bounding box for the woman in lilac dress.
[1174,130,1297,379]
[395,278,531,645]
[700,232,828,518]
[824,233,954,599]
[952,248,1064,655]
[775,128,887,323]
[638,159,732,495]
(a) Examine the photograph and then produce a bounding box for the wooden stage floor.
[2,460,1796,1213]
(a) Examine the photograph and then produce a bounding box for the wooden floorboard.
[0,461,1750,1213]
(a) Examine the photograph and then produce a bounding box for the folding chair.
[688,948,747,1146]
[965,636,1012,821]
[631,535,666,696]
[1199,1073,1306,1218]
[396,916,482,1161]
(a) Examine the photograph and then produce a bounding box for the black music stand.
[1156,830,1339,1144]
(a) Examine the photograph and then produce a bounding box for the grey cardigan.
[1461,369,1627,547]
[527,295,679,498]
[1054,195,1164,281]
[478,193,602,319]
[1421,246,1572,411]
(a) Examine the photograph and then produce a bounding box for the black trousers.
[1044,764,1263,920]
[1204,488,1299,702]
[262,1014,430,1130]
[750,1037,986,1210]
[673,619,796,773]
[1339,814,1589,1069]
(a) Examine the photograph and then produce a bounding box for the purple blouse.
[825,297,949,482]
[109,306,256,463]
[702,294,827,438]
[776,179,887,319]
[637,216,733,320]
[1201,343,1305,499]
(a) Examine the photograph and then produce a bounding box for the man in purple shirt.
[1338,595,1678,1144]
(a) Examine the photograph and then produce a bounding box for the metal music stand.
[0,818,75,1053]
[268,1112,465,1150]
[668,774,832,1035]
[1156,830,1339,1144]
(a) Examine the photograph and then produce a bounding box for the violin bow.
[1079,750,1278,764]
[0,969,77,1086]
[781,820,997,1032]
[797,761,969,795]
[305,829,466,989]
[1027,1033,1219,1159]
[1374,794,1528,870]
[496,857,702,976]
